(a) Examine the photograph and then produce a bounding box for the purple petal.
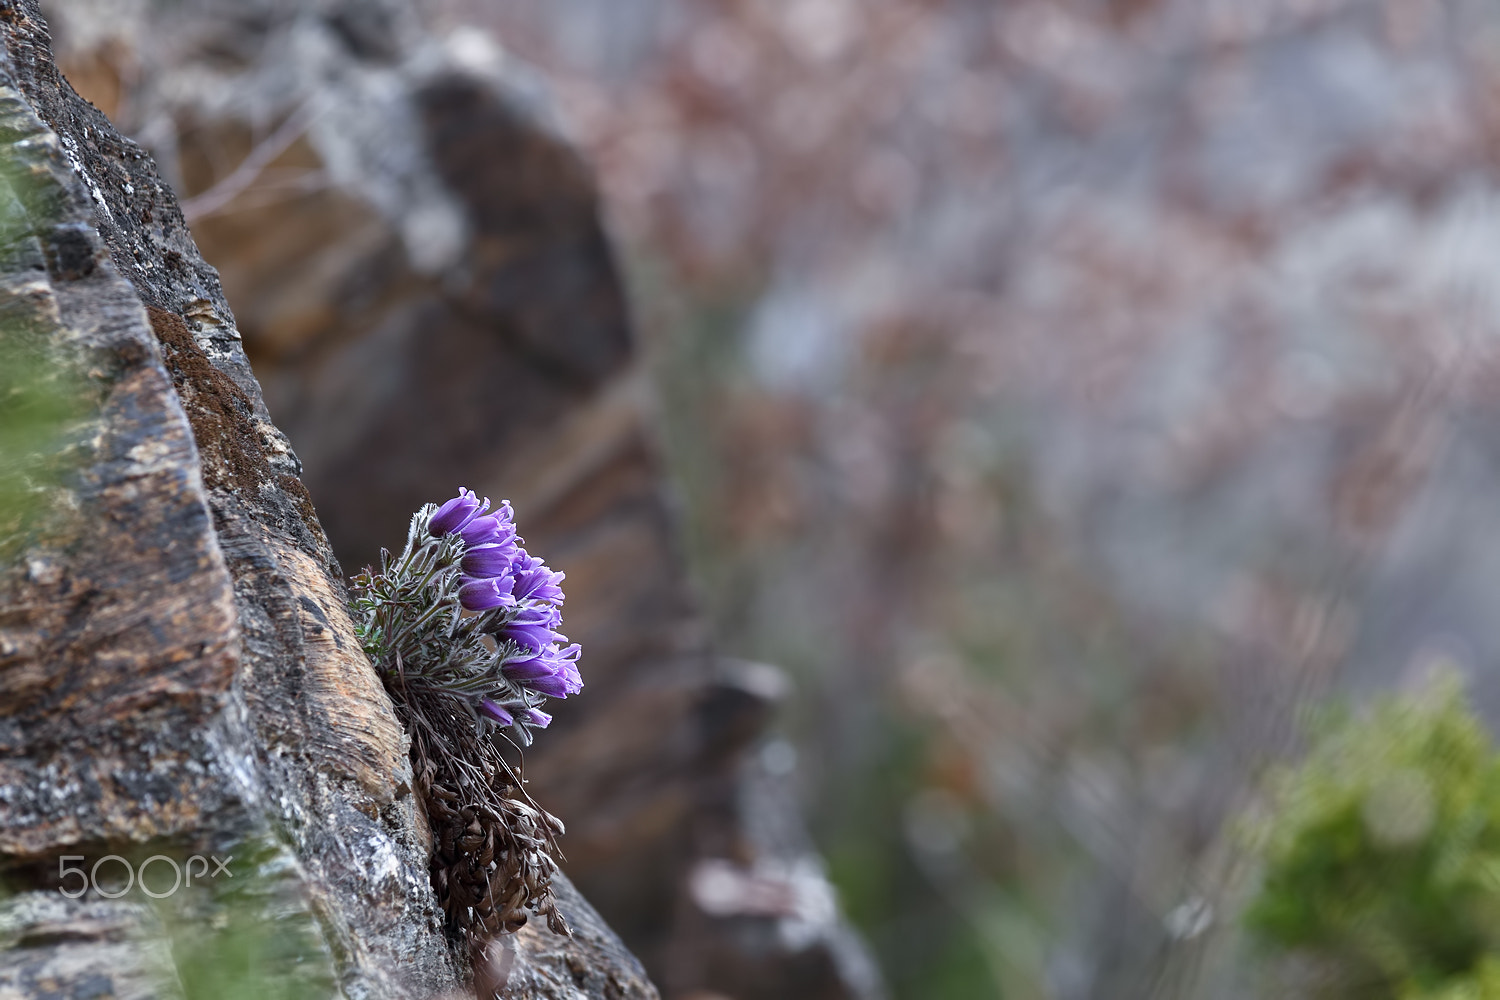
[458,576,512,611]
[522,707,552,728]
[479,699,514,726]
[554,643,584,694]
[511,549,566,603]
[430,489,485,536]
[496,605,562,652]
[458,512,518,548]
[523,671,572,698]
[500,652,559,683]
[502,643,583,698]
[461,542,517,578]
[502,623,558,652]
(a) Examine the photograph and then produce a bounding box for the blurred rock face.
[43,1,881,996]
[412,2,1500,997]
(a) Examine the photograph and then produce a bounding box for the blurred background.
[40,0,1500,997]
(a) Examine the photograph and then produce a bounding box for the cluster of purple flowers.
[428,489,582,728]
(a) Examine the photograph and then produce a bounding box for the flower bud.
[430,489,484,536]
[458,576,513,611]
[461,543,516,579]
[479,699,514,726]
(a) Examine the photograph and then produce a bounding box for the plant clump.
[349,489,581,954]
[1245,676,1500,1000]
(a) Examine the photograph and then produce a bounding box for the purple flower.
[519,673,570,699]
[458,575,515,611]
[461,543,517,579]
[495,605,562,653]
[501,652,558,684]
[430,489,485,536]
[553,643,583,694]
[502,643,583,698]
[364,488,585,742]
[479,699,514,726]
[510,549,566,604]
[458,500,516,548]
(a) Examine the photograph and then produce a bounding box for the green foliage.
[0,152,90,558]
[820,714,1026,1000]
[0,336,88,548]
[160,841,336,1000]
[1245,677,1500,999]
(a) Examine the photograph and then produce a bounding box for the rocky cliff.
[0,2,654,996]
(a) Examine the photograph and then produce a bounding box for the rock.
[0,2,655,996]
[0,894,176,1000]
[42,1,882,996]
